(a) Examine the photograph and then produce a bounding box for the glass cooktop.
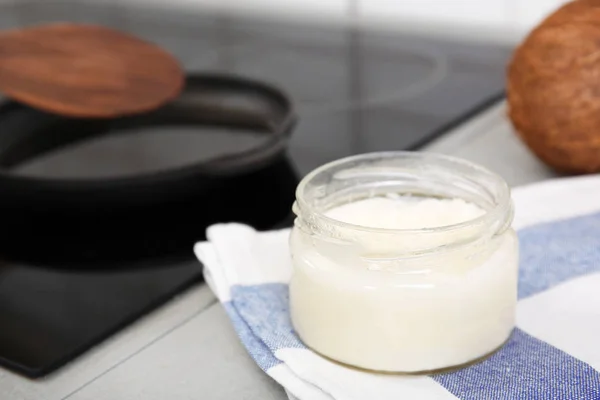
[0,0,512,377]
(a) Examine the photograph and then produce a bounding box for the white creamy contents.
[326,196,486,229]
[290,196,518,373]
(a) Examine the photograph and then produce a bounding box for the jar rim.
[295,151,512,235]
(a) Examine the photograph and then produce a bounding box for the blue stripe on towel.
[433,328,600,399]
[231,283,306,353]
[223,302,283,371]
[517,211,600,299]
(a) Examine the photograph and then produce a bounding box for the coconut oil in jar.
[289,152,518,373]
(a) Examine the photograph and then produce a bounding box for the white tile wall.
[513,0,569,31]
[126,0,572,43]
[360,0,509,30]
[126,0,348,19]
[358,0,512,43]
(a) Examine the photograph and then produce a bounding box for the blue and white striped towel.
[194,175,600,400]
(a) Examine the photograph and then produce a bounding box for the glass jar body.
[289,152,518,373]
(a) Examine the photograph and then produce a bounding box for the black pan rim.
[0,72,296,190]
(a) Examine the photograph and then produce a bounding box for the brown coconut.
[507,0,600,173]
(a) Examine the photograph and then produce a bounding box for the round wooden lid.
[0,23,185,118]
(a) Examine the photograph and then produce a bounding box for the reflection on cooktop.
[0,256,202,377]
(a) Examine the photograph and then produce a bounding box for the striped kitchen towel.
[194,175,600,400]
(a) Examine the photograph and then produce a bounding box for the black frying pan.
[0,73,298,268]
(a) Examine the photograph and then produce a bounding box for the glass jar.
[289,151,518,373]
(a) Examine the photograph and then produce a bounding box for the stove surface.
[0,0,512,377]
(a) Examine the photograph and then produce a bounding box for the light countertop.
[0,100,558,400]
